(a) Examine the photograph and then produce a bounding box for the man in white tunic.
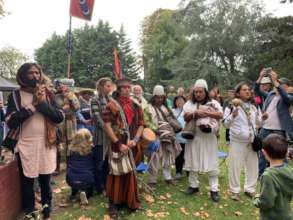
[183,79,223,202]
[223,82,260,201]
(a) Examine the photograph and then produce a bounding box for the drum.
[140,128,156,150]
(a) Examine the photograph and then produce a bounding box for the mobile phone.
[264,67,272,76]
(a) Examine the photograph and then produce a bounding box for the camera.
[263,67,272,77]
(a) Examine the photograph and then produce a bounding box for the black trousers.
[93,145,108,193]
[17,154,52,218]
[175,143,185,174]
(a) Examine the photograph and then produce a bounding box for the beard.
[24,78,38,88]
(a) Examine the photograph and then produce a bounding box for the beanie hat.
[153,85,165,96]
[194,79,208,90]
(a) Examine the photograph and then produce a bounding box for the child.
[66,129,95,205]
[254,134,293,220]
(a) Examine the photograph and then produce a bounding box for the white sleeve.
[222,106,234,128]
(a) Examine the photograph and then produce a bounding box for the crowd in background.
[0,62,293,220]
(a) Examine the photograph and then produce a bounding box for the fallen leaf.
[180,207,189,215]
[165,193,171,198]
[78,215,92,220]
[235,211,243,216]
[219,205,223,209]
[193,212,200,217]
[159,195,167,200]
[144,194,155,204]
[103,215,111,220]
[146,210,154,217]
[154,212,169,218]
[58,203,69,208]
[53,188,61,194]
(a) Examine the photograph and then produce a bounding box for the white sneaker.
[80,191,88,205]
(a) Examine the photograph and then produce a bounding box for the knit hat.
[153,85,165,96]
[194,79,208,90]
[260,77,272,84]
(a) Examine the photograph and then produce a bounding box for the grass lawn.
[49,129,293,220]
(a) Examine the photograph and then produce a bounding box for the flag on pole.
[70,0,95,21]
[113,48,122,79]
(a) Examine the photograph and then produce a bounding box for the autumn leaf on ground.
[103,214,112,220]
[180,207,189,215]
[53,188,62,194]
[146,210,154,217]
[159,195,167,200]
[144,194,155,204]
[78,215,92,220]
[235,211,243,216]
[193,212,200,217]
[154,212,169,218]
[58,202,69,208]
[165,193,171,198]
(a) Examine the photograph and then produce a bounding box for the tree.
[247,16,293,80]
[0,0,6,18]
[35,21,121,87]
[0,46,28,78]
[177,0,263,89]
[140,9,188,89]
[118,25,140,80]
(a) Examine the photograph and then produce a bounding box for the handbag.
[107,98,135,175]
[242,105,262,152]
[108,151,133,175]
[155,106,182,133]
[2,91,21,152]
[181,120,196,139]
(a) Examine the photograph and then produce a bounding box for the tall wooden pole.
[67,15,72,78]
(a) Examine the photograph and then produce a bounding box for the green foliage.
[247,16,293,80]
[140,9,188,89]
[35,20,139,87]
[0,46,28,78]
[118,25,140,80]
[140,0,265,90]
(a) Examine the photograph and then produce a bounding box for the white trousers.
[228,141,258,193]
[189,170,219,192]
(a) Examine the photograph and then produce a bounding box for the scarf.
[119,96,134,125]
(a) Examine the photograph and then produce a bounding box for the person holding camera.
[223,82,261,201]
[254,69,293,176]
[183,79,223,202]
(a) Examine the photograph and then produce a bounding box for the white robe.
[183,99,222,172]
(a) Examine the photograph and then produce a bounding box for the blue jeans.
[258,128,285,176]
[92,145,108,193]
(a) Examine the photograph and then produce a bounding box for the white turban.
[153,85,165,96]
[194,79,208,90]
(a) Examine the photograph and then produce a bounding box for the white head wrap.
[153,85,165,96]
[194,79,208,90]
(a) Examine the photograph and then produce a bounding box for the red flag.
[70,0,95,21]
[114,48,122,79]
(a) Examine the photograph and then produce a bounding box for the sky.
[0,0,292,59]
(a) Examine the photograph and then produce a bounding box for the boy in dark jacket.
[254,134,293,220]
[66,129,95,205]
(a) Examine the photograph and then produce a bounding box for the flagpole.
[67,15,72,78]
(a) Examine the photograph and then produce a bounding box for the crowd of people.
[1,62,293,220]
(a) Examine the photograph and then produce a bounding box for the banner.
[70,0,95,21]
[113,48,122,80]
